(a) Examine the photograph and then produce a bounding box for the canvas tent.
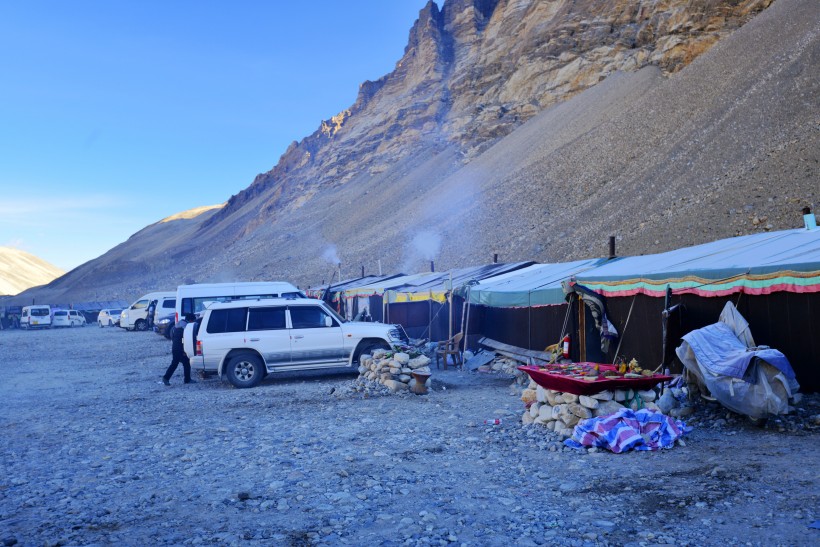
[452,259,610,355]
[461,259,607,308]
[575,228,820,298]
[572,228,820,391]
[305,274,402,317]
[334,273,434,322]
[382,262,534,340]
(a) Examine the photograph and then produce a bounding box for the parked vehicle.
[97,309,122,327]
[20,305,52,329]
[184,297,406,388]
[152,296,176,328]
[175,281,305,323]
[119,292,175,331]
[154,312,176,338]
[53,309,86,327]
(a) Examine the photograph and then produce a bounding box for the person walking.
[162,314,196,386]
[146,300,157,330]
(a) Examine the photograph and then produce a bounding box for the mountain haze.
[7,0,818,306]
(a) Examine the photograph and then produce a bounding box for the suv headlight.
[159,318,171,325]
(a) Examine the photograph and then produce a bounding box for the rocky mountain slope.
[6,0,818,305]
[0,247,64,296]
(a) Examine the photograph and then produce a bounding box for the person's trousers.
[164,351,191,382]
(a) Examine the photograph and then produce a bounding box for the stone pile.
[475,356,531,386]
[520,382,693,439]
[357,349,433,393]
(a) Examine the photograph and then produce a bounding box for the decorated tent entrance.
[574,228,820,390]
[458,259,609,361]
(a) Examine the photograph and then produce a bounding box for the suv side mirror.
[325,316,333,327]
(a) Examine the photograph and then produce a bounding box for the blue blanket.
[564,408,691,453]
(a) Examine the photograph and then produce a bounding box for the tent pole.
[460,298,467,336]
[383,293,388,324]
[528,291,532,350]
[428,291,433,340]
[464,286,472,353]
[579,294,586,362]
[448,272,453,343]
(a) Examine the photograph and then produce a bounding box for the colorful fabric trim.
[580,270,820,298]
[386,291,448,304]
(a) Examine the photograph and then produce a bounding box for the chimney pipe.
[493,253,498,264]
[609,236,616,259]
[804,206,817,230]
[430,261,435,272]
[361,265,365,277]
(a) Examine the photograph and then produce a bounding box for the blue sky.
[0,1,427,271]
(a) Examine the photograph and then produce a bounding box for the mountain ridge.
[0,247,65,296]
[4,0,817,306]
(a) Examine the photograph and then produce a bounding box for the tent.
[305,274,403,316]
[575,228,820,297]
[382,262,534,340]
[573,228,820,391]
[335,273,435,322]
[461,259,607,307]
[452,259,610,354]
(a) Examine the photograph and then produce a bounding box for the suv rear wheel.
[225,353,264,388]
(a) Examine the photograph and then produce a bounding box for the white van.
[176,282,305,323]
[119,291,176,331]
[21,305,52,329]
[52,309,86,327]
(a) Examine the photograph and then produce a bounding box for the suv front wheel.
[225,353,264,388]
[355,341,391,365]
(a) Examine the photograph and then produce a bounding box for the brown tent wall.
[385,300,450,340]
[459,291,819,392]
[468,300,603,363]
[600,292,820,391]
[378,282,819,392]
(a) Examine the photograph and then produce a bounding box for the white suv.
[185,298,407,388]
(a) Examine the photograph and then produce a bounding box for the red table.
[518,363,673,396]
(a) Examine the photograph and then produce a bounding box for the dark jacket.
[171,319,188,354]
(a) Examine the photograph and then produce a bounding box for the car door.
[247,306,291,371]
[287,304,346,367]
[201,307,249,371]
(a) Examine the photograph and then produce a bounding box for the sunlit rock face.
[0,247,64,296]
[213,0,771,221]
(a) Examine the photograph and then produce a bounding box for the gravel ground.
[1,327,818,546]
